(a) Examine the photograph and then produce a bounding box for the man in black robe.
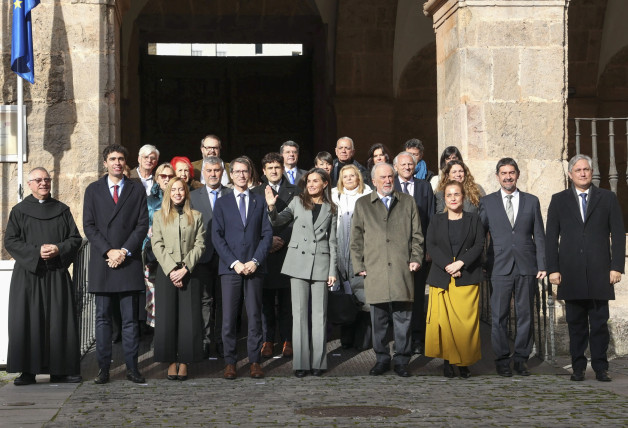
[4,167,83,385]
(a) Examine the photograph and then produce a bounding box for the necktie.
[580,193,587,220]
[402,182,410,194]
[239,193,247,225]
[505,194,514,227]
[210,190,218,209]
[288,170,295,185]
[113,185,119,204]
[382,196,390,210]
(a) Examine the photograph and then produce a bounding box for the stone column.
[423,0,569,205]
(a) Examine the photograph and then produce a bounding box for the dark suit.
[546,185,625,372]
[83,176,149,371]
[479,190,546,366]
[394,177,435,349]
[211,190,273,364]
[331,158,370,187]
[252,177,300,345]
[190,185,232,350]
[283,168,307,186]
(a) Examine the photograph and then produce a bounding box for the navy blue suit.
[211,190,273,364]
[394,176,435,349]
[83,175,148,371]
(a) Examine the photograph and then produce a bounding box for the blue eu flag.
[11,0,40,84]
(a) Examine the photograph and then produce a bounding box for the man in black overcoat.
[83,144,149,384]
[546,154,625,382]
[5,167,83,385]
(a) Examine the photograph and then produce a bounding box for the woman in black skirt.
[151,177,205,380]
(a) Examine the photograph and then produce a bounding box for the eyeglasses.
[29,178,51,184]
[202,146,220,151]
[159,174,174,179]
[231,170,249,175]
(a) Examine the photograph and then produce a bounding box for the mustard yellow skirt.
[425,277,481,366]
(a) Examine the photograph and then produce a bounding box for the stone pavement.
[2,323,628,427]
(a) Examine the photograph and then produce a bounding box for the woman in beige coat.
[151,177,205,380]
[266,168,337,378]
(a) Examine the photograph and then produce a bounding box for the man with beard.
[479,158,546,377]
[5,167,83,385]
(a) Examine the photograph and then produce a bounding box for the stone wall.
[0,0,119,256]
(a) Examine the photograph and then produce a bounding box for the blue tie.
[382,196,390,210]
[210,190,218,209]
[288,170,295,185]
[580,193,587,220]
[239,193,247,225]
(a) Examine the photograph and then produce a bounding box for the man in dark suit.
[393,151,435,355]
[190,156,232,359]
[331,136,369,186]
[83,144,149,384]
[546,154,625,382]
[252,152,300,358]
[479,158,546,377]
[212,157,273,379]
[280,140,307,185]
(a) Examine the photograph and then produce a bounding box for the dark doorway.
[140,53,314,169]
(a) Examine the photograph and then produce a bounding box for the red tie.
[113,185,119,204]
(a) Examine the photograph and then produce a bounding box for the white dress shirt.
[500,188,520,221]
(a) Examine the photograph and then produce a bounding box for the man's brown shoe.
[261,342,274,358]
[223,364,237,380]
[282,341,293,358]
[250,362,264,379]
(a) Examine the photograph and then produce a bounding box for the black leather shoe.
[595,370,611,382]
[310,369,325,377]
[514,361,531,376]
[369,362,389,376]
[14,372,36,386]
[570,369,585,381]
[294,370,308,378]
[412,342,425,355]
[126,369,146,384]
[94,369,109,384]
[458,366,471,379]
[443,360,455,378]
[50,374,82,383]
[394,364,411,377]
[215,343,224,359]
[496,364,513,377]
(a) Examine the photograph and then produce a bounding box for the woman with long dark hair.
[265,168,337,378]
[151,177,205,381]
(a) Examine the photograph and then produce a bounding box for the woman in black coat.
[425,180,485,379]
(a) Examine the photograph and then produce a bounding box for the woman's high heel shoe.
[177,363,188,381]
[167,363,178,381]
[443,360,455,378]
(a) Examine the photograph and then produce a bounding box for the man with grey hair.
[5,167,83,385]
[351,162,423,377]
[279,140,306,185]
[546,154,625,382]
[130,144,160,195]
[331,136,369,186]
[190,156,232,358]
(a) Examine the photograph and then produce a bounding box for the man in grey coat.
[351,162,424,377]
[479,158,546,377]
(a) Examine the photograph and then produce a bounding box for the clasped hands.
[445,260,464,278]
[106,249,126,268]
[40,244,59,260]
[169,266,187,288]
[234,261,258,276]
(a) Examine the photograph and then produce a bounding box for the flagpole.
[17,76,24,203]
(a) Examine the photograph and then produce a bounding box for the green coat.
[350,191,424,304]
[151,209,205,275]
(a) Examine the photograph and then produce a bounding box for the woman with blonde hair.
[332,164,373,350]
[434,160,483,213]
[151,177,205,380]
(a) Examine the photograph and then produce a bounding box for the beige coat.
[151,209,205,275]
[350,191,423,304]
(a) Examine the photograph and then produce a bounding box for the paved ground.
[2,323,628,427]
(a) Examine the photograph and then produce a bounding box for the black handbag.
[327,287,360,325]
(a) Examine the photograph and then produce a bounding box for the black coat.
[545,185,625,300]
[425,211,485,289]
[83,176,149,293]
[394,176,435,239]
[189,185,233,264]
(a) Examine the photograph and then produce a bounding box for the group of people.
[5,133,625,385]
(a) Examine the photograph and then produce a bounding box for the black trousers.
[261,287,292,343]
[95,292,139,371]
[410,262,430,345]
[565,299,610,372]
[192,259,223,346]
[153,266,204,363]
